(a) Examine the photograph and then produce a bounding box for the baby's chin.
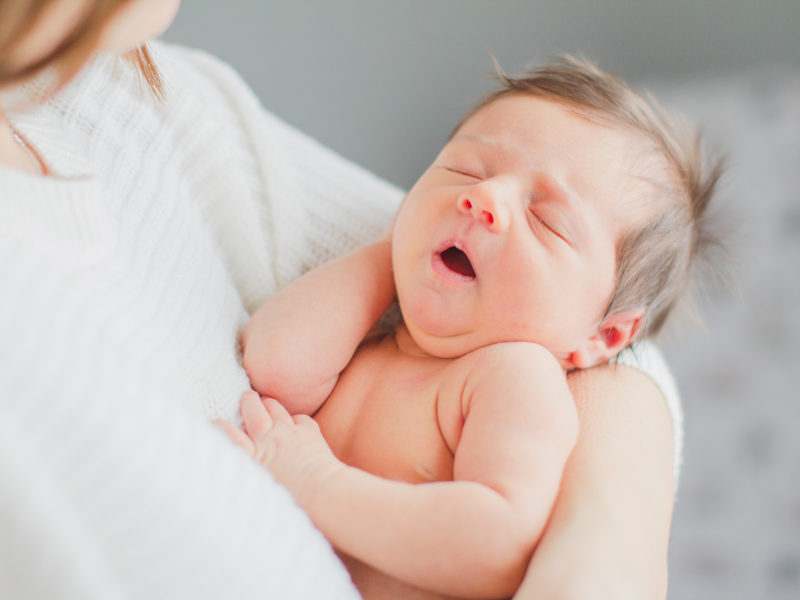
[395,318,481,360]
[396,294,566,359]
[402,315,580,366]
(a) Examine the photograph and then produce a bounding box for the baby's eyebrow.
[450,133,507,151]
[447,134,531,167]
[535,172,575,204]
[452,134,556,173]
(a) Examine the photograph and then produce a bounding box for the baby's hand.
[216,391,343,505]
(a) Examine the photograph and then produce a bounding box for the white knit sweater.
[0,42,681,599]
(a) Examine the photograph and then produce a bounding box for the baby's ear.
[568,308,644,369]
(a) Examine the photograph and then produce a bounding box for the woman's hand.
[216,391,344,505]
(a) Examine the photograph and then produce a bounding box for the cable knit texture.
[0,42,680,598]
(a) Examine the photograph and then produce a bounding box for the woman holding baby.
[0,1,675,598]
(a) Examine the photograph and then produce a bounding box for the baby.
[218,56,721,599]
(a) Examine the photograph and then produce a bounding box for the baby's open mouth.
[440,246,476,278]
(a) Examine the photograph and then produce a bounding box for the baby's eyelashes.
[528,206,570,245]
[442,165,482,180]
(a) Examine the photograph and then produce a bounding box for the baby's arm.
[226,342,577,598]
[242,239,394,415]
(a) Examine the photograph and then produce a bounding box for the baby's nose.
[456,191,508,232]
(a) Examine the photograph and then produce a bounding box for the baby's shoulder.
[438,342,568,408]
[441,342,577,447]
[455,341,563,379]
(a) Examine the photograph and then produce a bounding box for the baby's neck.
[393,322,434,358]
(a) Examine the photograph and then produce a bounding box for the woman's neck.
[0,109,47,175]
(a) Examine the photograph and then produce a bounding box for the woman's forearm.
[242,240,395,413]
[514,364,675,600]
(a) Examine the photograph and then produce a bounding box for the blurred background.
[166,1,800,598]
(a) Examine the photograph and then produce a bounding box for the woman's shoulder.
[616,341,684,484]
[150,41,245,82]
[149,41,260,112]
[30,41,260,149]
[616,343,681,425]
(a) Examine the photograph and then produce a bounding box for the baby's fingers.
[241,390,273,440]
[213,418,255,456]
[262,396,293,425]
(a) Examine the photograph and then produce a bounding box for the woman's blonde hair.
[454,55,725,340]
[0,0,162,96]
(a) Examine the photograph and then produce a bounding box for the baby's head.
[391,56,722,369]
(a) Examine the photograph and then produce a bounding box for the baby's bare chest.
[314,338,465,484]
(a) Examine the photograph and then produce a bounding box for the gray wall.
[166,0,799,189]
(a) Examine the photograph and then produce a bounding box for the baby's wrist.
[289,454,348,514]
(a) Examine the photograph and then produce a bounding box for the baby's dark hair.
[453,55,724,340]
